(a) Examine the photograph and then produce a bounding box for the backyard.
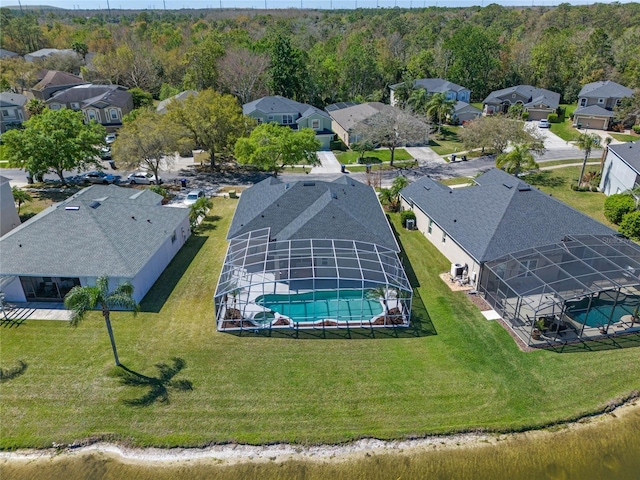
[1,197,638,449]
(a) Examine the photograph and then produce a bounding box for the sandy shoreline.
[1,401,638,466]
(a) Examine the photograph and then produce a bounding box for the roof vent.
[285,183,290,189]
[65,206,80,211]
[303,181,315,187]
[89,201,101,209]
[503,183,513,189]
[518,185,531,192]
[332,192,338,199]
[423,186,430,191]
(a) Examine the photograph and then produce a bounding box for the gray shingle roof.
[47,84,131,108]
[389,78,469,93]
[228,176,399,251]
[156,90,198,114]
[573,105,615,117]
[0,185,189,279]
[0,49,19,58]
[327,102,392,132]
[453,101,481,114]
[32,70,87,91]
[483,85,560,109]
[243,96,330,120]
[578,80,633,99]
[325,102,359,112]
[609,142,640,174]
[400,168,615,263]
[0,92,27,107]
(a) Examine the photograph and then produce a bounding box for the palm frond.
[64,286,99,327]
[106,292,139,314]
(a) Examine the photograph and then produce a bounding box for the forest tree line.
[1,3,639,108]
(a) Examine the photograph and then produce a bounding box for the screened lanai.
[215,228,412,330]
[480,235,640,346]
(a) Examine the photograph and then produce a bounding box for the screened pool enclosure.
[480,235,640,345]
[215,228,412,330]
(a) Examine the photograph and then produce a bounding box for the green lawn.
[1,197,637,449]
[548,104,580,142]
[522,165,613,228]
[0,144,7,164]
[611,133,639,143]
[428,125,464,155]
[334,148,412,165]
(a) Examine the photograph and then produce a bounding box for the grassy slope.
[1,197,638,449]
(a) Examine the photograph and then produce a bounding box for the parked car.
[83,171,117,184]
[184,189,205,206]
[127,172,162,185]
[100,146,112,160]
[105,133,117,144]
[538,119,550,128]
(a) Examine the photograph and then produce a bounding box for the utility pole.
[163,0,166,9]
[18,0,24,14]
[106,0,111,19]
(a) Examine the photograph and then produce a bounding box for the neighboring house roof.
[483,85,560,109]
[608,142,640,175]
[400,168,615,263]
[0,49,19,58]
[243,95,331,120]
[453,101,481,114]
[32,70,87,92]
[390,78,469,94]
[25,48,76,60]
[578,80,633,99]
[573,105,616,118]
[47,84,130,109]
[327,102,393,132]
[156,90,198,114]
[0,92,27,108]
[0,185,189,279]
[325,102,359,113]
[228,176,399,251]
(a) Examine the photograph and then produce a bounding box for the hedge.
[604,194,636,224]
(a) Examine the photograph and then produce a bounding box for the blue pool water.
[568,305,634,328]
[255,289,383,324]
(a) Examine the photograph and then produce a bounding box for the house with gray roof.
[214,176,412,330]
[0,185,190,304]
[327,102,395,147]
[31,70,87,100]
[574,81,633,131]
[156,90,198,114]
[243,96,334,150]
[483,85,560,121]
[400,168,615,287]
[451,101,482,125]
[600,141,640,195]
[24,48,77,63]
[390,78,471,107]
[46,84,133,130]
[0,92,28,133]
[0,176,21,237]
[0,49,19,59]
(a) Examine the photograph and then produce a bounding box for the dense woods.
[1,3,639,107]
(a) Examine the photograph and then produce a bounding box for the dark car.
[83,171,116,184]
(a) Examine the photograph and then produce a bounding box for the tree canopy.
[460,116,545,155]
[234,123,320,176]
[2,109,105,184]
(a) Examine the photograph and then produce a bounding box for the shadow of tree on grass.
[522,171,566,188]
[0,360,27,382]
[117,358,193,406]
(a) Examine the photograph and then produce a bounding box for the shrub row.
[570,185,598,192]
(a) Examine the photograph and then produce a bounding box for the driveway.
[311,151,342,174]
[404,147,446,166]
[525,122,603,161]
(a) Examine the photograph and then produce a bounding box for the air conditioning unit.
[406,219,415,230]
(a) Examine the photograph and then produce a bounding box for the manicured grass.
[611,133,639,143]
[522,165,613,228]
[334,148,412,165]
[440,176,475,186]
[15,187,79,222]
[537,158,584,167]
[549,104,580,142]
[0,145,8,163]
[428,126,464,155]
[1,197,638,449]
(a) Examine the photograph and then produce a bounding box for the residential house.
[483,85,560,121]
[46,84,134,131]
[0,176,21,237]
[0,185,190,304]
[0,92,28,133]
[573,81,633,131]
[24,48,77,63]
[599,141,640,195]
[389,78,471,107]
[451,101,482,125]
[156,90,198,114]
[326,102,394,147]
[400,168,625,346]
[215,176,412,330]
[31,70,87,101]
[243,96,335,150]
[0,49,19,59]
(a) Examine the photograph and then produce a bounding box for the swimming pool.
[255,289,383,324]
[567,304,635,328]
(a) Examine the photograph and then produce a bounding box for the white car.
[105,133,117,144]
[538,119,550,128]
[127,172,162,185]
[184,190,205,206]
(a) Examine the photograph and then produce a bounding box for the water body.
[2,404,639,480]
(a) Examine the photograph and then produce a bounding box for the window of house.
[442,232,447,244]
[311,119,320,129]
[256,118,263,124]
[86,109,98,121]
[428,219,433,235]
[267,115,274,121]
[512,94,516,98]
[50,104,61,110]
[282,114,294,125]
[109,109,119,120]
[579,98,587,107]
[171,230,177,243]
[70,102,80,110]
[1,109,8,117]
[598,98,605,104]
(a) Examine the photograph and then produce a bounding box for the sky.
[7,0,637,11]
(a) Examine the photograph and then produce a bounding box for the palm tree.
[426,93,456,135]
[64,276,139,366]
[189,196,213,229]
[407,87,430,115]
[11,186,33,214]
[393,81,415,109]
[495,144,539,177]
[25,98,46,117]
[575,133,600,187]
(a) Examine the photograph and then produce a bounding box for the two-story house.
[483,85,560,121]
[0,92,28,133]
[599,142,640,196]
[390,78,472,106]
[31,70,88,101]
[573,81,633,131]
[46,84,133,131]
[243,96,334,150]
